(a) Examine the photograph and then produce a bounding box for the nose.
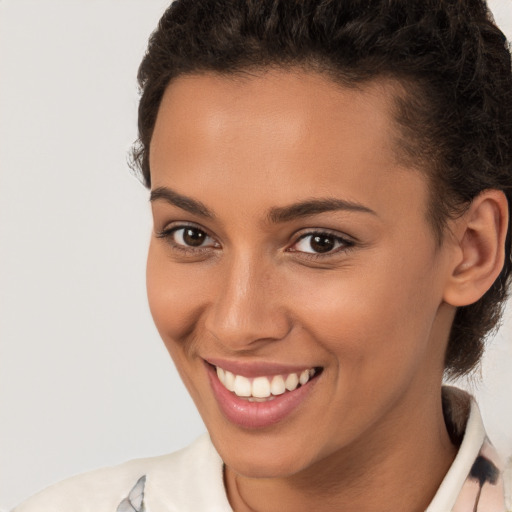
[203,252,292,352]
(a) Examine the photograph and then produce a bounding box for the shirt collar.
[427,386,507,512]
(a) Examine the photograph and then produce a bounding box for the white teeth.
[270,375,286,396]
[252,376,271,398]
[299,369,310,385]
[285,373,299,391]
[225,371,235,392]
[215,366,318,398]
[233,375,252,397]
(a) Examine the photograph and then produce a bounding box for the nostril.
[204,311,293,350]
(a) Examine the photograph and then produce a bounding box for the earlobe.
[443,190,509,307]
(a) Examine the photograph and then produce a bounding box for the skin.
[146,69,506,511]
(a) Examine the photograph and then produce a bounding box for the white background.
[0,1,511,509]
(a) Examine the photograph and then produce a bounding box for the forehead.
[149,69,428,223]
[151,69,404,169]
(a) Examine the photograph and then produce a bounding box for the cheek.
[146,244,215,406]
[146,241,209,350]
[287,252,441,374]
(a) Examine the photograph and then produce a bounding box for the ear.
[443,190,509,307]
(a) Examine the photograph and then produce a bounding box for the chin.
[226,453,307,479]
[211,428,320,479]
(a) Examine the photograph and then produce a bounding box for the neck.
[225,387,457,512]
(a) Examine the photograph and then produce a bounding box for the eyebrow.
[150,186,376,222]
[150,187,215,218]
[267,198,377,223]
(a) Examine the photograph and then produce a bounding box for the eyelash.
[289,231,354,259]
[156,224,355,259]
[156,225,220,255]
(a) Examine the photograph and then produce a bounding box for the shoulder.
[12,456,151,512]
[13,433,231,512]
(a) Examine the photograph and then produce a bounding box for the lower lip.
[206,364,319,429]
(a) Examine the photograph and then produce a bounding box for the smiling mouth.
[212,364,323,402]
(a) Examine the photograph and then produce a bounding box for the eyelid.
[155,222,355,259]
[287,229,355,256]
[155,222,221,251]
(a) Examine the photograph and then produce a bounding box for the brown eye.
[291,232,351,255]
[182,228,207,247]
[165,226,218,249]
[309,235,335,253]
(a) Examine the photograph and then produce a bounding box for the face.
[147,69,456,479]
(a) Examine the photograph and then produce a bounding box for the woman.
[15,0,512,510]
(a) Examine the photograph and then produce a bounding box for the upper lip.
[204,357,319,378]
